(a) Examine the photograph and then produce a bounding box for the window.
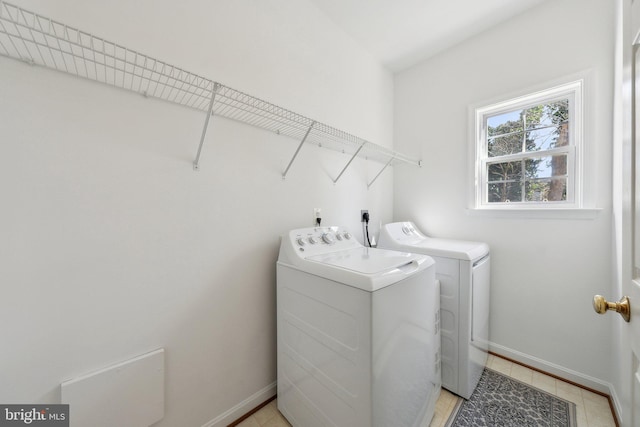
[472,80,583,209]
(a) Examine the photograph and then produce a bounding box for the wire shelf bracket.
[367,157,395,189]
[193,82,220,171]
[333,142,366,184]
[282,121,315,179]
[0,1,422,183]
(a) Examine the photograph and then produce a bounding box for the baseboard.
[200,381,276,427]
[489,342,613,395]
[608,382,624,427]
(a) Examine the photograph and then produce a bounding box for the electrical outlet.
[314,208,322,219]
[361,210,369,222]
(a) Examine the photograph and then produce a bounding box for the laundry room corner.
[392,0,615,395]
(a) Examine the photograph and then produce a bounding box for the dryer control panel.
[379,221,489,261]
[381,221,427,243]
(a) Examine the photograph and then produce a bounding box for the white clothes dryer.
[378,222,490,400]
[277,226,441,427]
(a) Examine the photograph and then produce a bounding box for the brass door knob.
[593,295,631,322]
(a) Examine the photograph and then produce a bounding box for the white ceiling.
[309,0,549,72]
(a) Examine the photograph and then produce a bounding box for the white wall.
[393,0,615,391]
[0,1,396,426]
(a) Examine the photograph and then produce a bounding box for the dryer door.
[465,254,491,398]
[471,254,491,347]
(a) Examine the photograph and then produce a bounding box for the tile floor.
[237,354,617,427]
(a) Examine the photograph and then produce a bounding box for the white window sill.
[466,207,602,220]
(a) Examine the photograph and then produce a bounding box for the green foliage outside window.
[486,100,569,203]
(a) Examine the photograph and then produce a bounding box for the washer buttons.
[322,233,335,244]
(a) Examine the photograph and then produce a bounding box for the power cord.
[362,212,372,247]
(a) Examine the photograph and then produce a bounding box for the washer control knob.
[308,237,318,244]
[296,238,306,246]
[343,232,352,240]
[402,225,411,235]
[335,233,343,241]
[322,233,335,244]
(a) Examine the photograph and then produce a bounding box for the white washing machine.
[378,222,490,400]
[277,226,440,427]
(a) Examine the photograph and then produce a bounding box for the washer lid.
[300,247,434,291]
[306,247,422,275]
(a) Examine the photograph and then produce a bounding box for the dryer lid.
[410,237,489,261]
[378,221,489,261]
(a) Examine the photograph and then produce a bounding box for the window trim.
[471,79,584,210]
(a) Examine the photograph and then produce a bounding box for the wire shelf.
[0,1,421,181]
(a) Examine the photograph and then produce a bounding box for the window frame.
[472,79,584,210]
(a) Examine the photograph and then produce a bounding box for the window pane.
[527,127,566,151]
[525,178,567,202]
[488,161,522,182]
[487,110,523,137]
[523,104,545,129]
[525,99,569,129]
[488,182,522,203]
[544,99,569,124]
[524,155,567,180]
[488,132,523,157]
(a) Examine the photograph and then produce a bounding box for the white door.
[615,2,640,425]
[629,38,640,426]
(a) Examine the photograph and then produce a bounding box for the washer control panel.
[285,226,360,257]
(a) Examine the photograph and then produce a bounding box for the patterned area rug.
[445,368,576,427]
